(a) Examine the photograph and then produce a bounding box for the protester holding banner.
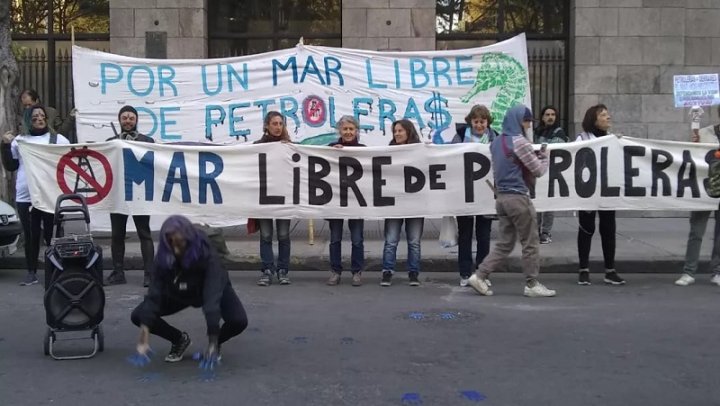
[533,105,568,244]
[17,89,63,135]
[575,104,625,286]
[1,105,70,286]
[253,111,293,286]
[676,108,720,287]
[380,119,424,287]
[104,106,156,287]
[468,104,556,298]
[452,105,498,287]
[130,215,248,364]
[326,116,366,287]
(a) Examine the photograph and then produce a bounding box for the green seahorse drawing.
[460,52,528,125]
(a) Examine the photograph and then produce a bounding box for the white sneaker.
[711,274,720,286]
[674,274,695,286]
[523,282,556,297]
[468,274,493,296]
[459,277,469,287]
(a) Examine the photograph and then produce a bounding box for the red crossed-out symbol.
[56,148,113,205]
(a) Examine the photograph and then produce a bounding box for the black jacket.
[327,138,366,147]
[106,132,155,143]
[139,244,229,336]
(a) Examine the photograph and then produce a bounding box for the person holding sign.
[533,105,568,244]
[1,105,70,286]
[326,116,366,287]
[676,105,720,287]
[104,106,156,287]
[468,104,556,298]
[451,105,498,288]
[575,104,625,286]
[380,119,424,287]
[253,111,293,286]
[130,215,248,365]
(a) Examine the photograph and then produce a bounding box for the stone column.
[570,0,720,140]
[110,0,207,58]
[342,0,435,51]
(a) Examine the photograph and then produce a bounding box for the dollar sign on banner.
[425,91,452,133]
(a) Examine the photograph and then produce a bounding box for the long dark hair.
[581,104,608,137]
[155,215,211,272]
[257,111,291,143]
[390,119,421,145]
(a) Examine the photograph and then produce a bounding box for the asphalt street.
[0,271,718,406]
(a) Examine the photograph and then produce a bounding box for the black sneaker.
[104,270,127,286]
[380,271,393,287]
[257,269,273,286]
[578,271,591,286]
[165,332,192,362]
[604,271,625,285]
[539,233,552,244]
[278,269,291,285]
[408,272,420,287]
[19,271,39,286]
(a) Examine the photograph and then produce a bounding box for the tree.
[0,0,20,202]
[11,0,109,34]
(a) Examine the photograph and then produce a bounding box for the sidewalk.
[0,216,712,275]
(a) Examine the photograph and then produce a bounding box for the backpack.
[707,126,720,198]
[49,131,57,145]
[500,134,536,192]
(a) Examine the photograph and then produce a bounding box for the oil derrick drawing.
[72,148,97,195]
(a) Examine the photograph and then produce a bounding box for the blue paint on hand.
[401,392,423,405]
[408,312,425,320]
[459,390,486,402]
[127,350,154,368]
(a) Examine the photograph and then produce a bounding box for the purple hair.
[155,215,211,271]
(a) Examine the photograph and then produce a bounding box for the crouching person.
[131,215,248,363]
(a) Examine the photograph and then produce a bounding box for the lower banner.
[18,136,720,223]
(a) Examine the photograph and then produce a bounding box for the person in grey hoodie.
[468,105,556,297]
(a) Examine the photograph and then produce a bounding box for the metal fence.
[16,47,77,119]
[528,44,568,130]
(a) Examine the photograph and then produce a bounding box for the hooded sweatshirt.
[489,105,548,195]
[1,105,70,203]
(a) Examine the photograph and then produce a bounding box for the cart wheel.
[94,326,104,352]
[43,329,54,356]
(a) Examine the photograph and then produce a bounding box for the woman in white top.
[1,105,70,286]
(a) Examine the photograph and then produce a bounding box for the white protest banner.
[673,74,720,108]
[72,35,531,145]
[19,136,720,223]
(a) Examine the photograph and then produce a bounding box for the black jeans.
[110,213,154,274]
[17,202,53,273]
[457,215,492,278]
[131,284,248,345]
[577,210,616,270]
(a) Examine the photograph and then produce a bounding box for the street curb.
[0,256,692,274]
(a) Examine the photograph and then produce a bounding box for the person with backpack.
[533,105,568,244]
[675,108,720,287]
[452,105,498,287]
[1,105,70,286]
[104,106,156,287]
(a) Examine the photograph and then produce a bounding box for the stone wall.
[571,0,720,140]
[342,0,435,51]
[109,0,207,58]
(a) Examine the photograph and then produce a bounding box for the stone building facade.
[109,0,720,137]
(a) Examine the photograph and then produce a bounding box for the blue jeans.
[382,218,424,273]
[258,219,291,272]
[457,215,492,278]
[328,219,364,274]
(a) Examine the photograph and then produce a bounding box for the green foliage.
[11,0,109,34]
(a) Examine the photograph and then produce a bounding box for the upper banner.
[72,35,531,145]
[19,136,720,222]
